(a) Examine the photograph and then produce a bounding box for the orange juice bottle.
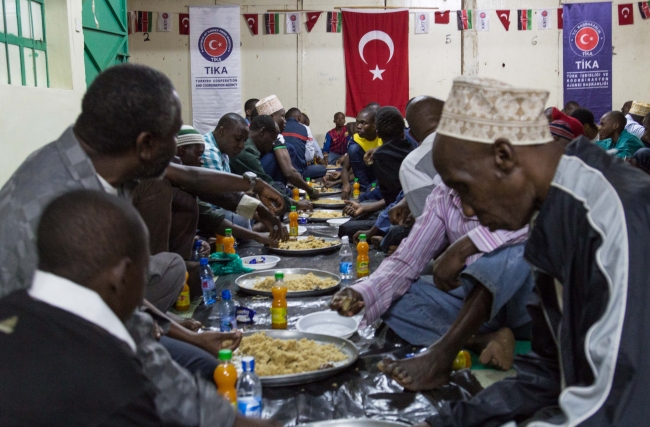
[292,187,300,201]
[214,349,238,408]
[356,234,370,278]
[353,178,360,199]
[223,228,235,254]
[305,178,312,200]
[174,272,191,312]
[271,272,287,329]
[215,234,225,253]
[289,207,299,240]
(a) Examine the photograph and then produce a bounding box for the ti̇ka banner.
[190,5,242,134]
[342,9,409,117]
[563,2,612,120]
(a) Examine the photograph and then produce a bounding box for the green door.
[82,0,128,87]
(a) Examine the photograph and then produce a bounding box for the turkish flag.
[618,4,635,25]
[244,14,258,35]
[179,13,189,35]
[434,11,450,24]
[496,10,511,31]
[342,10,409,117]
[306,12,322,32]
[557,8,563,29]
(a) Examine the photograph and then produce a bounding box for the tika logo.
[420,14,426,21]
[480,12,486,18]
[569,21,605,57]
[162,12,169,19]
[291,15,297,21]
[542,11,548,17]
[198,27,233,62]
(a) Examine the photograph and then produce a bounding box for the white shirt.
[97,174,118,196]
[399,132,439,217]
[28,270,136,352]
[625,114,645,139]
[303,125,323,162]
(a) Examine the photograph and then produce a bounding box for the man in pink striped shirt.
[331,181,532,387]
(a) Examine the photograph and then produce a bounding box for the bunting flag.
[265,13,280,34]
[127,11,137,35]
[518,9,533,30]
[137,11,152,32]
[179,13,190,35]
[415,12,430,34]
[496,10,511,31]
[476,10,490,31]
[243,14,258,35]
[327,12,342,32]
[457,10,473,30]
[640,1,650,19]
[618,4,634,25]
[306,11,322,32]
[286,12,300,33]
[537,9,552,30]
[558,8,564,29]
[434,11,450,24]
[157,12,171,32]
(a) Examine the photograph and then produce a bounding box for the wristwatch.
[243,172,258,193]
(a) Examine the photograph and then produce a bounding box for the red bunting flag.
[306,11,322,32]
[434,11,450,24]
[179,13,189,35]
[496,10,511,31]
[640,1,650,19]
[136,11,152,32]
[618,3,635,25]
[342,9,409,116]
[243,14,258,35]
[265,13,280,34]
[517,9,533,30]
[456,10,473,30]
[557,8,563,29]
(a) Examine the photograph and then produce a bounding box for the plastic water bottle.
[190,240,202,262]
[236,356,262,417]
[199,257,217,306]
[218,289,237,332]
[339,236,353,280]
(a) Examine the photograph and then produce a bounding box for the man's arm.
[341,154,352,199]
[343,199,386,218]
[273,148,318,198]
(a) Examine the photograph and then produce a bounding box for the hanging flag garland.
[434,11,450,24]
[265,13,280,34]
[327,12,342,33]
[517,9,533,30]
[496,10,511,31]
[243,14,258,35]
[618,4,635,25]
[457,10,472,30]
[306,12,322,32]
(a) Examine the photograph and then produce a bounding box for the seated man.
[0,190,162,425]
[597,110,644,158]
[300,113,327,179]
[570,107,600,142]
[244,97,259,125]
[625,101,649,138]
[421,75,650,427]
[282,108,310,177]
[332,183,532,373]
[323,112,349,165]
[341,107,383,198]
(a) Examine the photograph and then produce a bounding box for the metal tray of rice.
[267,236,342,256]
[299,420,410,427]
[235,268,341,297]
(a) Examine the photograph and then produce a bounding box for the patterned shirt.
[323,128,349,155]
[202,132,230,173]
[352,183,528,326]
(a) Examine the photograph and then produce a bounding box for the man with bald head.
[414,77,650,426]
[597,110,644,158]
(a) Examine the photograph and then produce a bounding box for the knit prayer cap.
[549,120,575,141]
[177,125,205,147]
[629,101,650,117]
[256,95,283,116]
[437,76,553,145]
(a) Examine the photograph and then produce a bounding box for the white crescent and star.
[499,13,509,20]
[580,34,591,45]
[622,7,630,17]
[247,18,255,28]
[358,31,394,81]
[182,17,189,27]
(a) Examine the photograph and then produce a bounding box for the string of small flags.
[127,3,649,37]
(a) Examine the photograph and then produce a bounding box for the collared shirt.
[202,132,230,173]
[97,174,118,196]
[625,114,645,139]
[323,128,349,155]
[353,133,382,152]
[28,270,136,352]
[352,183,528,326]
[230,138,276,185]
[596,129,645,159]
[304,125,323,162]
[399,132,439,218]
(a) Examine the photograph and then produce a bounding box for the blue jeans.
[212,208,251,231]
[303,164,327,180]
[382,243,533,346]
[327,152,343,165]
[159,336,218,381]
[348,142,375,190]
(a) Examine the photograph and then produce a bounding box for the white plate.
[296,311,360,339]
[284,224,307,235]
[327,218,351,227]
[241,255,281,270]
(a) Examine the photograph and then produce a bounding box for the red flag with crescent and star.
[618,3,635,25]
[496,10,511,31]
[179,13,190,35]
[244,14,259,35]
[306,12,322,32]
[342,9,409,117]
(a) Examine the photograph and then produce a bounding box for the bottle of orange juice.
[214,349,238,408]
[353,178,360,199]
[289,206,299,240]
[356,234,370,278]
[292,186,300,201]
[305,178,312,200]
[271,272,287,329]
[223,228,235,254]
[215,234,225,253]
[174,272,191,312]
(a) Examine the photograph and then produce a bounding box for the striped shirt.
[202,132,230,173]
[352,183,528,326]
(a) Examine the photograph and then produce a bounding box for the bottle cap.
[306,177,311,182]
[359,234,367,240]
[200,257,209,266]
[372,182,377,187]
[218,349,233,361]
[354,178,359,182]
[221,289,231,300]
[341,236,349,244]
[194,240,202,247]
[275,272,284,280]
[225,228,232,234]
[291,206,296,212]
[242,356,255,372]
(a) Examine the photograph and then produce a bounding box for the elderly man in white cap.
[402,77,650,426]
[625,101,650,138]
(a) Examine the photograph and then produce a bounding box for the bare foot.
[477,328,516,370]
[377,344,456,391]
